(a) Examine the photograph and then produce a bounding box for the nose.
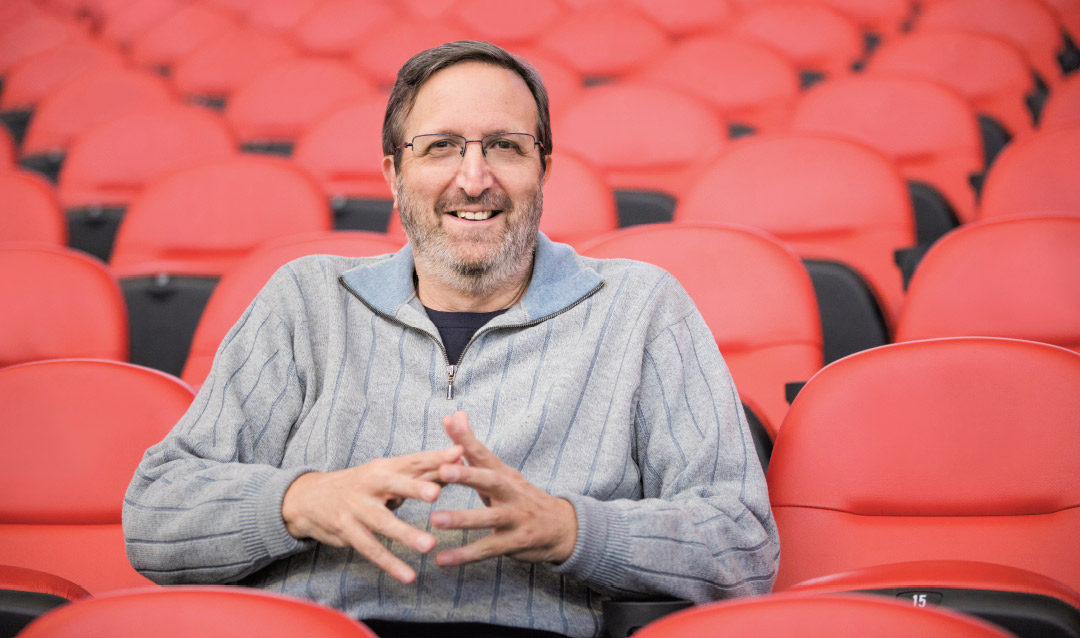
[454,141,495,197]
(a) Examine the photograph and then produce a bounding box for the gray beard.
[397,175,542,299]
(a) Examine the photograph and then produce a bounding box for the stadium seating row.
[2,335,1079,636]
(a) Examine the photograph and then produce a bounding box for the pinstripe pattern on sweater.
[123,235,779,638]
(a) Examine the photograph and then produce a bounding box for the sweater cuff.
[238,466,316,563]
[553,493,631,589]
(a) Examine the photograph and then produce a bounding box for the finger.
[361,506,438,555]
[437,464,506,497]
[393,445,464,475]
[380,473,443,503]
[430,507,505,530]
[341,522,417,583]
[435,534,510,567]
[442,412,502,468]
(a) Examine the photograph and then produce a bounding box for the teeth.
[454,210,494,221]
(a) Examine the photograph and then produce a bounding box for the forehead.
[404,61,539,138]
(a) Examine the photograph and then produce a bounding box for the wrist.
[551,497,579,564]
[281,471,318,539]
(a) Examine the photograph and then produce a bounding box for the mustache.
[435,192,513,213]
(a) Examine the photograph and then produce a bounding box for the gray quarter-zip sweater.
[123,234,779,638]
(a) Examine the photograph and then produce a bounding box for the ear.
[541,154,554,186]
[382,155,399,207]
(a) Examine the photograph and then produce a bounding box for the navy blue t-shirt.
[424,306,507,364]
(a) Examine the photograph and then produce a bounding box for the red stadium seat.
[351,19,471,89]
[866,30,1037,140]
[789,75,984,236]
[917,0,1068,88]
[170,28,298,109]
[557,83,727,226]
[452,0,566,47]
[579,223,823,456]
[787,560,1080,638]
[0,359,194,593]
[110,155,332,375]
[1041,74,1080,131]
[729,3,864,81]
[633,592,1014,638]
[292,0,400,57]
[127,4,236,76]
[0,40,124,146]
[0,244,127,366]
[98,0,182,50]
[182,231,404,387]
[767,338,1080,595]
[896,215,1080,352]
[19,67,174,183]
[58,105,235,261]
[806,0,915,43]
[505,47,584,118]
[534,151,618,246]
[292,96,394,231]
[978,124,1080,219]
[536,4,669,83]
[0,564,90,636]
[0,13,79,77]
[225,58,375,155]
[625,0,735,38]
[1045,0,1080,41]
[18,587,379,638]
[675,134,915,360]
[636,33,802,134]
[0,169,66,244]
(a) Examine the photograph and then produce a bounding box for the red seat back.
[0,40,124,112]
[18,587,380,637]
[0,244,127,366]
[866,30,1036,137]
[557,83,726,196]
[453,0,566,47]
[675,134,915,324]
[536,4,669,82]
[0,170,65,244]
[21,67,174,157]
[0,359,194,592]
[0,13,78,76]
[170,28,298,105]
[58,106,236,209]
[225,58,375,147]
[896,215,1080,351]
[978,125,1080,219]
[917,0,1066,87]
[767,338,1080,592]
[182,231,404,387]
[789,75,983,222]
[128,4,236,75]
[625,0,735,38]
[579,224,822,437]
[637,33,801,133]
[729,3,864,78]
[292,96,391,200]
[351,19,471,88]
[110,155,332,276]
[634,592,1014,638]
[1041,74,1080,131]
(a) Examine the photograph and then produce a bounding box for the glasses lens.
[482,133,536,165]
[412,134,465,160]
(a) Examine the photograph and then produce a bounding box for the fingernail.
[431,512,450,528]
[435,551,454,567]
[416,534,435,552]
[395,566,415,583]
[421,485,439,501]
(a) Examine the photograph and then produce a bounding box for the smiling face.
[383,61,550,300]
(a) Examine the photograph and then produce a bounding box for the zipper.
[339,277,605,400]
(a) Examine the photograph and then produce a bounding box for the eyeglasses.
[396,132,544,169]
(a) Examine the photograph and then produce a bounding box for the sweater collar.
[339,233,603,325]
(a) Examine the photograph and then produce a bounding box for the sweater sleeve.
[122,269,318,585]
[554,278,780,602]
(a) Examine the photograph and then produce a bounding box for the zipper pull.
[446,364,457,400]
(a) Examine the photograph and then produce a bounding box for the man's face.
[384,62,550,296]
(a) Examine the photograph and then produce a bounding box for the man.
[123,41,779,638]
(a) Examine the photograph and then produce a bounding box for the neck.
[415,256,534,312]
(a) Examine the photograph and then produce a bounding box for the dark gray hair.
[382,40,551,170]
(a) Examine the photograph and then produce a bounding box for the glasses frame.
[395,132,545,161]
